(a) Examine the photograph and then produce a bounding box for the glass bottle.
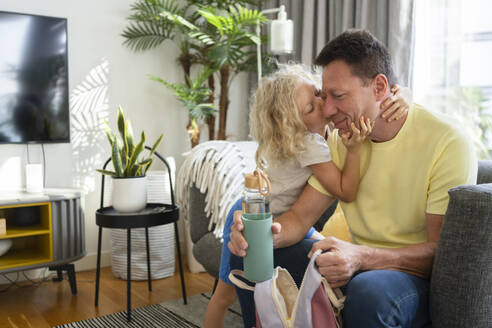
[241,170,273,282]
[242,171,270,219]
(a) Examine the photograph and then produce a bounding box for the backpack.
[230,249,345,328]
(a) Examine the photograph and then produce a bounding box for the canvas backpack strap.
[320,279,346,314]
[228,270,255,291]
[255,268,288,327]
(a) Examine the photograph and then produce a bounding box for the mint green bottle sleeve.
[242,214,273,282]
[241,170,273,283]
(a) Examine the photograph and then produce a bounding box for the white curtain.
[263,0,415,86]
[412,0,492,158]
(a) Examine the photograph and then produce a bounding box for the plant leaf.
[142,158,154,175]
[104,122,115,147]
[126,120,135,160]
[160,10,198,31]
[117,106,126,144]
[117,106,129,169]
[207,45,229,68]
[243,32,260,45]
[96,169,116,176]
[127,131,146,175]
[139,158,152,166]
[111,138,124,177]
[121,0,182,52]
[198,8,224,35]
[189,31,215,46]
[120,146,127,171]
[149,134,163,157]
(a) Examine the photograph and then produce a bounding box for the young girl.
[204,64,409,328]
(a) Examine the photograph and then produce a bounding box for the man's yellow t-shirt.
[309,104,477,248]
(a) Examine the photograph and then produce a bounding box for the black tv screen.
[0,11,69,143]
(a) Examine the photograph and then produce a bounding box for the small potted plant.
[98,106,163,212]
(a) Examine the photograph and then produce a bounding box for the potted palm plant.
[121,0,269,147]
[98,106,163,212]
[149,67,216,145]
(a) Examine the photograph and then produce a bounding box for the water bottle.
[241,169,273,282]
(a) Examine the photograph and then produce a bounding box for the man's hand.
[308,236,365,287]
[228,210,281,257]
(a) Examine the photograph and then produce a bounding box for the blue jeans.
[230,239,431,328]
[219,199,243,284]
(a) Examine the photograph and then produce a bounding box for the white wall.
[0,0,250,274]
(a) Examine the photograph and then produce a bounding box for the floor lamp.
[256,5,294,82]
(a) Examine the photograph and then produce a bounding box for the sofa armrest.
[192,233,222,278]
[430,183,492,327]
[478,160,492,184]
[189,185,211,244]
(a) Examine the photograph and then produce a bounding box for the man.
[228,29,477,327]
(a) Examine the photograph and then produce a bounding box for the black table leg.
[127,228,131,321]
[51,267,63,281]
[145,227,152,291]
[67,264,77,295]
[49,264,77,294]
[174,221,187,304]
[95,226,102,307]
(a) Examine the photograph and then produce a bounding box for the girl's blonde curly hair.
[250,64,322,169]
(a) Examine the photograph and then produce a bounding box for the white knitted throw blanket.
[176,141,257,240]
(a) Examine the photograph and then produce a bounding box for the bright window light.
[413,0,492,157]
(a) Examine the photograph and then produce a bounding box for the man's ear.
[372,74,389,102]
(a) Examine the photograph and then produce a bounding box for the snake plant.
[97,106,163,177]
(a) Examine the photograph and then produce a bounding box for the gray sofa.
[430,160,492,327]
[187,141,492,327]
[189,184,224,278]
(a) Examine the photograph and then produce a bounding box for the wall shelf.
[0,248,51,270]
[0,227,50,239]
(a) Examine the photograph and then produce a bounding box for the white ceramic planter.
[112,176,147,213]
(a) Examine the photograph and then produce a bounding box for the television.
[0,11,70,143]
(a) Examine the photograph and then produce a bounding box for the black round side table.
[94,204,187,321]
[94,148,187,322]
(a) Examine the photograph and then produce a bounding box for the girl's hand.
[341,116,374,150]
[380,84,410,122]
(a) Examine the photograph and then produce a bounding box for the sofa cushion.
[430,184,492,328]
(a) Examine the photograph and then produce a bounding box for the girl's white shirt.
[266,132,332,217]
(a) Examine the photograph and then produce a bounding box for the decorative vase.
[0,238,13,257]
[111,176,147,213]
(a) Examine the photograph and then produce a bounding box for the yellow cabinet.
[0,202,53,270]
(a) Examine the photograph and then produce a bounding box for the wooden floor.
[0,259,215,328]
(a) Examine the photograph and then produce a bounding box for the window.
[413,0,492,158]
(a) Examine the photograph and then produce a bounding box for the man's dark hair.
[314,29,397,86]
